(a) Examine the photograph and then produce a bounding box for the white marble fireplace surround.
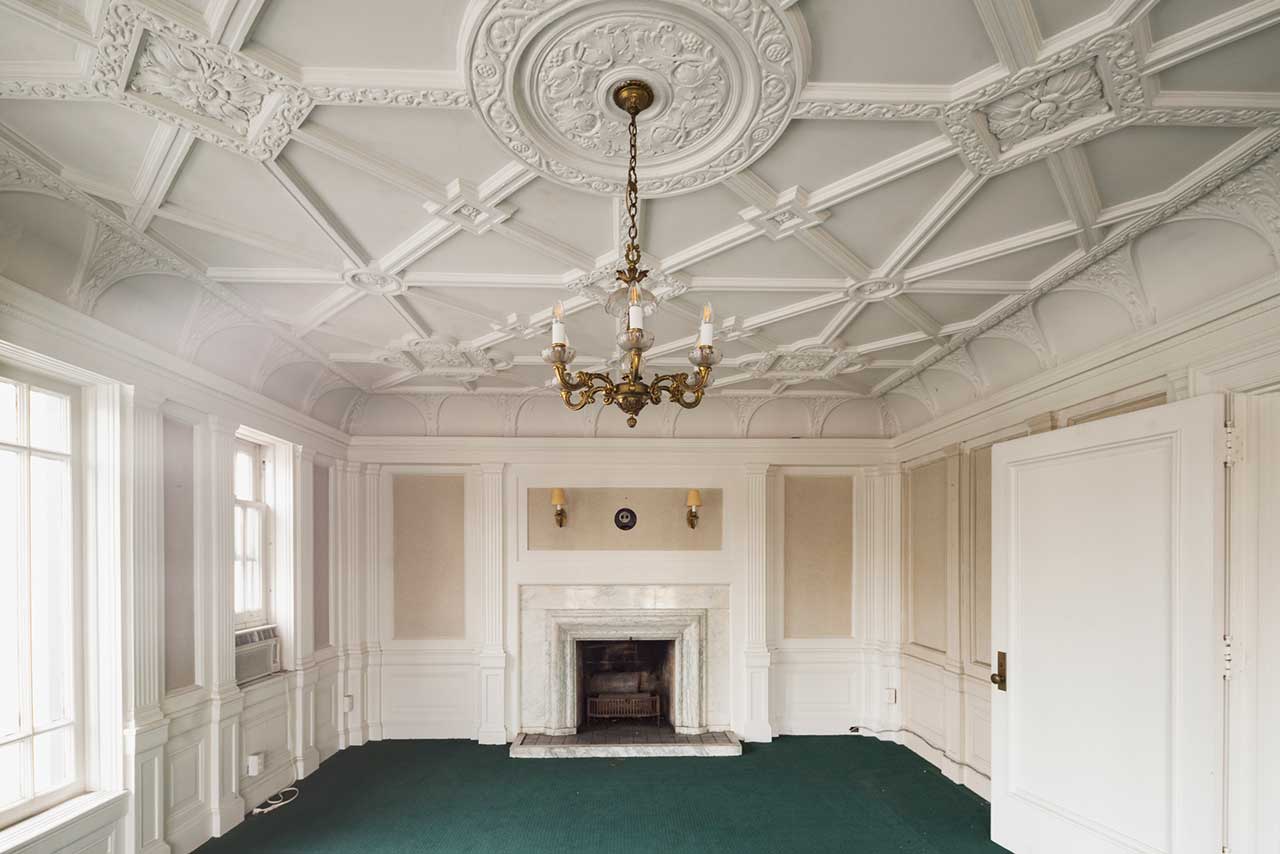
[520,585,730,736]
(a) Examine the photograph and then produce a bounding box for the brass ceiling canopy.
[611,79,655,116]
[543,79,720,429]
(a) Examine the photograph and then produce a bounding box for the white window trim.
[0,367,84,831]
[0,341,127,846]
[233,437,271,630]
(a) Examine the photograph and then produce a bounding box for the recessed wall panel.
[783,476,853,638]
[393,475,466,640]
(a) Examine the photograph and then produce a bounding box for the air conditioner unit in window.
[234,624,281,684]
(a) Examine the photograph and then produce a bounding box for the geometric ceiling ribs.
[1,0,1280,435]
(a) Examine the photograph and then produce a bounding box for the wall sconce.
[551,487,567,528]
[686,489,701,530]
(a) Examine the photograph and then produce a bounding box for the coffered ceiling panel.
[0,101,158,193]
[404,231,570,275]
[276,142,429,259]
[0,9,80,62]
[912,163,1068,266]
[641,185,745,259]
[1156,25,1280,92]
[804,0,997,84]
[247,0,470,69]
[912,237,1078,285]
[685,234,843,279]
[164,142,345,263]
[1083,126,1252,209]
[1147,0,1252,42]
[148,218,316,268]
[750,121,945,193]
[1028,0,1111,38]
[299,107,515,187]
[0,0,1277,439]
[822,157,967,270]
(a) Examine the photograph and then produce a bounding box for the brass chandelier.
[543,79,720,428]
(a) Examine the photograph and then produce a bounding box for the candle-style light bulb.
[698,303,714,346]
[628,285,644,330]
[551,301,566,345]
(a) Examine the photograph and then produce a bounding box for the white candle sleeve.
[698,321,714,346]
[629,303,644,330]
[551,319,566,345]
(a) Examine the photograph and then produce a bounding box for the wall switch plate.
[343,694,355,712]
[246,752,264,777]
[884,688,898,705]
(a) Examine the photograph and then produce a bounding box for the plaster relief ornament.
[343,269,406,296]
[130,31,269,136]
[981,61,1108,151]
[462,0,809,196]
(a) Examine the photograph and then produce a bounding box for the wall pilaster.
[477,463,507,744]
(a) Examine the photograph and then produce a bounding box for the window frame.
[0,368,85,831]
[233,438,272,630]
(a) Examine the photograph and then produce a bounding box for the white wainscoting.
[314,652,342,762]
[239,677,296,813]
[163,696,211,854]
[899,655,993,799]
[379,649,478,740]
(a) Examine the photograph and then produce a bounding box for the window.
[233,439,271,628]
[0,373,80,829]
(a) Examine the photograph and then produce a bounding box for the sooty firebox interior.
[576,639,673,732]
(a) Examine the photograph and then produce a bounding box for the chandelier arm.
[553,363,617,410]
[649,367,713,408]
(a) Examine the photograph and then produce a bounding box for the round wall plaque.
[614,507,637,531]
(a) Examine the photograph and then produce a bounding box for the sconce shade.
[686,489,702,508]
[550,487,567,506]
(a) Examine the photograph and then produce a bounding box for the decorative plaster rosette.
[847,277,903,301]
[462,0,809,196]
[343,269,406,295]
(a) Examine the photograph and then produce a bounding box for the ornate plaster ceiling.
[0,0,1279,438]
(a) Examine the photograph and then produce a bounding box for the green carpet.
[197,737,1011,853]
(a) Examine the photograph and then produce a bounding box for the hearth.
[576,639,672,731]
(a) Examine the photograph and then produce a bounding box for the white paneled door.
[990,395,1227,854]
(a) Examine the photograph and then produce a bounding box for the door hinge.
[1224,423,1239,467]
[1223,636,1234,680]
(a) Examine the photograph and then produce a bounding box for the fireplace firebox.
[576,640,673,731]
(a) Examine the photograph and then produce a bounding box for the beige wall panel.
[909,458,949,652]
[162,416,196,693]
[313,464,331,650]
[783,476,853,639]
[393,475,466,640]
[971,446,992,665]
[527,488,722,551]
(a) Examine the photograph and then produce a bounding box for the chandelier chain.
[624,109,641,274]
[544,79,718,429]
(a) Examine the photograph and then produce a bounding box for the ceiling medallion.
[462,0,808,196]
[848,278,904,301]
[343,269,406,295]
[544,80,720,428]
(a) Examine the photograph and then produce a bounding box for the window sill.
[0,791,128,854]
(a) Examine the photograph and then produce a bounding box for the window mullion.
[18,409,35,803]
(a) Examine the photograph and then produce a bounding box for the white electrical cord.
[252,787,299,815]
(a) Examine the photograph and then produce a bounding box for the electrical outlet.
[343,694,355,712]
[246,752,265,777]
[884,688,898,705]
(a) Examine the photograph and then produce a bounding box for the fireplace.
[519,585,731,737]
[576,640,673,730]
